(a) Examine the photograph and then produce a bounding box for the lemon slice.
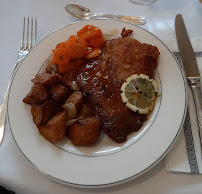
[121,74,160,114]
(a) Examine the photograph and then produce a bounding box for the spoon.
[64,4,146,25]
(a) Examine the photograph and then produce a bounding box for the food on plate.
[121,74,160,114]
[50,84,70,104]
[62,91,84,121]
[46,61,59,74]
[61,70,79,88]
[77,36,160,143]
[85,47,101,59]
[31,100,60,125]
[51,25,105,74]
[23,83,47,104]
[68,117,101,146]
[23,25,160,146]
[121,27,133,38]
[32,72,62,86]
[52,48,71,65]
[66,91,83,108]
[77,25,103,43]
[38,111,68,143]
[77,103,94,119]
[57,59,83,74]
[65,36,86,58]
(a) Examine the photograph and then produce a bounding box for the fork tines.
[20,17,37,51]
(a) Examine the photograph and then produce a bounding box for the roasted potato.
[38,111,68,143]
[32,72,62,86]
[61,70,78,88]
[66,91,83,108]
[68,117,101,146]
[51,84,70,103]
[31,100,60,125]
[77,103,94,119]
[23,83,47,104]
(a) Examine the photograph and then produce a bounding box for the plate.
[7,20,187,187]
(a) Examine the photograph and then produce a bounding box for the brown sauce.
[76,37,159,143]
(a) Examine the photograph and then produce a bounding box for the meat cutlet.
[77,37,160,143]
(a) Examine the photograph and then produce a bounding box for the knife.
[175,14,202,143]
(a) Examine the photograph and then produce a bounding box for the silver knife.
[175,14,202,143]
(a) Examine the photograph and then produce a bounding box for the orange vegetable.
[52,25,104,66]
[58,60,81,73]
[68,35,77,40]
[52,48,70,65]
[55,42,67,49]
[66,38,86,59]
[77,25,103,41]
[89,36,105,48]
[85,48,101,59]
[65,35,77,45]
[83,40,91,47]
[86,47,93,55]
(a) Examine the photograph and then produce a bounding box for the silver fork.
[0,17,37,144]
[18,17,37,60]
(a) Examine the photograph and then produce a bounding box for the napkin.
[164,38,202,174]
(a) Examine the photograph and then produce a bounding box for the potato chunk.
[37,111,68,143]
[77,103,94,119]
[51,84,69,103]
[32,73,62,86]
[67,91,83,108]
[23,83,47,104]
[62,70,78,88]
[31,100,60,125]
[68,117,101,146]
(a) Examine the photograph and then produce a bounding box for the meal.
[23,25,160,146]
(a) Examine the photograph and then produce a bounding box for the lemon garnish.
[121,74,160,114]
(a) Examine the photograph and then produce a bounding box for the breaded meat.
[77,37,160,143]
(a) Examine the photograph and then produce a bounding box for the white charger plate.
[7,20,187,188]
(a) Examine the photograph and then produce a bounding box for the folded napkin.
[164,38,202,173]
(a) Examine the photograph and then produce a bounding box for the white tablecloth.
[1,0,202,193]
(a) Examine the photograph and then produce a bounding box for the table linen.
[162,37,202,174]
[165,50,202,173]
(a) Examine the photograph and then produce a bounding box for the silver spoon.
[64,4,146,25]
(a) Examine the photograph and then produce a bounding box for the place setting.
[0,0,202,193]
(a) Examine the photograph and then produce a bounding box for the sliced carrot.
[52,26,104,65]
[65,35,77,45]
[83,40,91,47]
[66,38,86,58]
[85,48,101,59]
[77,25,89,36]
[68,35,77,40]
[70,58,83,64]
[58,61,80,73]
[89,36,105,48]
[52,48,70,65]
[86,47,93,55]
[77,25,103,41]
[51,59,57,65]
[55,42,67,49]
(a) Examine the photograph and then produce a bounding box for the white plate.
[7,20,187,188]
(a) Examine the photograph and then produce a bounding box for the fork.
[0,17,37,144]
